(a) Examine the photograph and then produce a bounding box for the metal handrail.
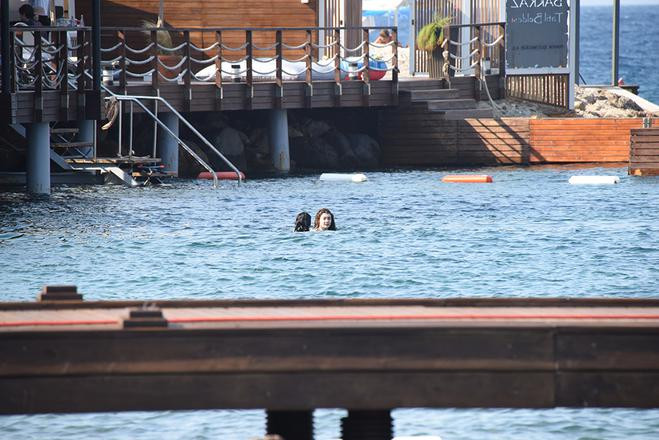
[90,72,243,186]
[123,94,244,184]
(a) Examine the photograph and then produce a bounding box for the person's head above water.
[314,208,336,231]
[294,211,311,232]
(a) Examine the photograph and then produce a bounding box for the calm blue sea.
[1,167,659,439]
[580,4,659,103]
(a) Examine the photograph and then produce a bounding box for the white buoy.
[568,175,620,185]
[319,173,368,183]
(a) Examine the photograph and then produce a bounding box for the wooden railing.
[4,26,399,98]
[506,74,570,108]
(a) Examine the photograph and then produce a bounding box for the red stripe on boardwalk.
[2,314,659,328]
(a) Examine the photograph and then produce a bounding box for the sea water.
[1,166,659,439]
[580,4,659,103]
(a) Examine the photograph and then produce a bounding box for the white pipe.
[319,173,367,182]
[568,176,620,185]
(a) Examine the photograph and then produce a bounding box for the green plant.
[141,18,179,55]
[416,15,451,52]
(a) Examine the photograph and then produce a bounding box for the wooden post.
[118,30,127,94]
[334,28,341,106]
[34,30,43,122]
[215,30,223,110]
[499,23,506,98]
[473,25,482,101]
[9,26,16,93]
[184,30,192,112]
[150,29,159,92]
[1,0,10,95]
[275,30,283,109]
[245,30,253,109]
[91,0,101,93]
[391,27,398,105]
[362,28,370,106]
[76,29,86,118]
[443,24,452,79]
[59,28,70,120]
[305,29,312,108]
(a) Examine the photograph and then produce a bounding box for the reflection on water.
[1,167,658,438]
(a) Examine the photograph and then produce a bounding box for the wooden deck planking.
[1,298,659,413]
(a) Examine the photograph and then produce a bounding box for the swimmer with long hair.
[294,211,311,232]
[313,208,336,231]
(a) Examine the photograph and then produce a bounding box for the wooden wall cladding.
[381,112,658,167]
[529,118,657,164]
[379,106,529,166]
[629,127,659,175]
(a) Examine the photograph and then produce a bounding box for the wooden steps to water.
[398,78,494,119]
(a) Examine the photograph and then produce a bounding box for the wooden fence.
[506,74,570,108]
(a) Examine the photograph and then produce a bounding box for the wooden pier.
[2,288,659,437]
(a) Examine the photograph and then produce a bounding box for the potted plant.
[141,19,182,81]
[416,15,451,79]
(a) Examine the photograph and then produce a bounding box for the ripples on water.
[1,167,658,438]
[581,5,659,103]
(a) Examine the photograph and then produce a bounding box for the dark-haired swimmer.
[294,211,311,232]
[313,208,336,231]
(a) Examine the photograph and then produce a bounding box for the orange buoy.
[441,174,493,183]
[197,171,245,181]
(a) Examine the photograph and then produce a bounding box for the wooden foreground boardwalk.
[2,294,659,419]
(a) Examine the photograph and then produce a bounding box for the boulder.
[302,119,332,138]
[210,127,247,171]
[348,133,381,169]
[291,135,340,169]
[178,139,211,178]
[323,130,358,169]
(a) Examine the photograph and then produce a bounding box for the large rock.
[178,139,211,178]
[302,119,332,138]
[291,136,340,169]
[348,133,381,169]
[323,130,358,169]
[210,127,247,171]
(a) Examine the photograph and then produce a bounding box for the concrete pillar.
[76,120,94,158]
[268,108,290,172]
[157,112,179,176]
[26,122,51,195]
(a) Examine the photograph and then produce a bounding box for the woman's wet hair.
[294,212,311,232]
[313,208,336,231]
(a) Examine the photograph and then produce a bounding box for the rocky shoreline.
[477,85,659,119]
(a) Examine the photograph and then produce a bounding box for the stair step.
[437,108,494,120]
[411,88,461,101]
[399,79,445,91]
[427,98,477,111]
[51,141,93,149]
[50,128,79,134]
